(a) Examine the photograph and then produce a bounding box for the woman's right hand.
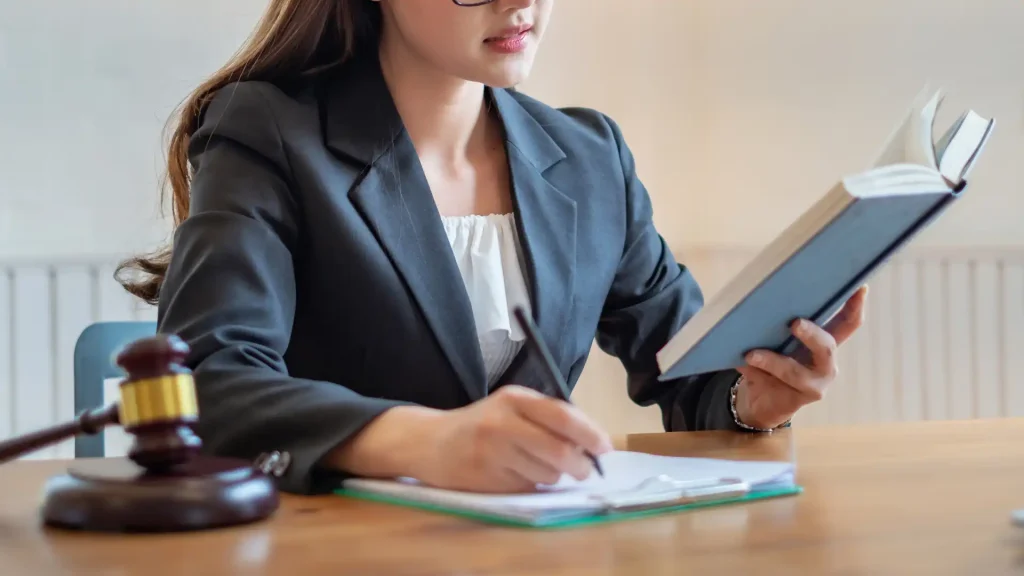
[329,385,613,494]
[418,385,614,493]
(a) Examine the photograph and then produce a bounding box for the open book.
[338,451,796,527]
[656,88,995,380]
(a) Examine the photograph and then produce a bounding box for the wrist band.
[729,375,791,433]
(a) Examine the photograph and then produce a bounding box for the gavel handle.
[0,404,120,464]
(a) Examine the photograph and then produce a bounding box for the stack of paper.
[339,451,797,527]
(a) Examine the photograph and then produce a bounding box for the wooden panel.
[826,331,855,426]
[1004,264,1024,417]
[0,269,11,438]
[973,261,1002,418]
[3,249,1024,442]
[53,267,96,459]
[946,261,973,419]
[920,260,948,420]
[896,260,923,421]
[870,265,898,422]
[674,248,1024,428]
[11,267,55,459]
[589,247,1024,431]
[853,299,876,423]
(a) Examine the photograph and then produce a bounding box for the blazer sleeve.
[593,114,743,433]
[156,82,411,494]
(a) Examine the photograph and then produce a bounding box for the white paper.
[345,451,794,515]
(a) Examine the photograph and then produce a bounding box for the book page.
[934,111,967,162]
[845,164,947,198]
[937,110,995,183]
[872,86,941,170]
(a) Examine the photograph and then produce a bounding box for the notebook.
[656,87,995,380]
[336,451,798,528]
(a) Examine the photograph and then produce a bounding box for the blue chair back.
[73,321,157,457]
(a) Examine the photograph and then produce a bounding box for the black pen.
[512,306,605,478]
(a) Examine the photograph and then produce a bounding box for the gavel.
[0,334,279,533]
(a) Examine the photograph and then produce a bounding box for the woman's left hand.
[734,285,869,430]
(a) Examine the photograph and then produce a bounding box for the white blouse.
[440,213,533,390]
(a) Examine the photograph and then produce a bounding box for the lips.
[485,24,533,42]
[484,22,533,54]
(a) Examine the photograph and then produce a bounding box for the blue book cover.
[657,89,995,381]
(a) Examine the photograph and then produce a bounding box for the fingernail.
[747,352,763,365]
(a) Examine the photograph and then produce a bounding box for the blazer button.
[254,450,291,477]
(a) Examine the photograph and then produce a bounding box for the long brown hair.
[117,0,381,305]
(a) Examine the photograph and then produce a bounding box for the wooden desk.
[3,419,1024,575]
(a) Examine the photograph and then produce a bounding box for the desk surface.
[2,419,1024,575]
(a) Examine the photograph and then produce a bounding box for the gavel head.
[114,334,202,472]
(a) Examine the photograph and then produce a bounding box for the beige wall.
[521,0,700,253]
[13,0,1016,258]
[687,0,1022,250]
[2,1,1020,436]
[525,0,1023,252]
[527,0,1024,433]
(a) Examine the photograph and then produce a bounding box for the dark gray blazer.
[156,54,743,495]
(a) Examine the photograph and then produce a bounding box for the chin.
[475,62,535,89]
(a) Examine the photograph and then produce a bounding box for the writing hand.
[734,285,869,429]
[421,385,613,493]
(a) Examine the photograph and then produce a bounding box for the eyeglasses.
[452,0,497,5]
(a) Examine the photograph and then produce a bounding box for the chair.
[72,321,157,457]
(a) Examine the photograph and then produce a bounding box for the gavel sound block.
[0,334,279,532]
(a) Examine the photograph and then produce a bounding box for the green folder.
[335,484,802,529]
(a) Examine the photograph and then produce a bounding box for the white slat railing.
[0,259,155,459]
[678,246,1024,427]
[3,248,1023,454]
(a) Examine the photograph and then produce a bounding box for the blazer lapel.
[490,90,578,382]
[320,57,488,402]
[318,55,578,399]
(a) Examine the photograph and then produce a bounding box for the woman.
[120,0,866,495]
